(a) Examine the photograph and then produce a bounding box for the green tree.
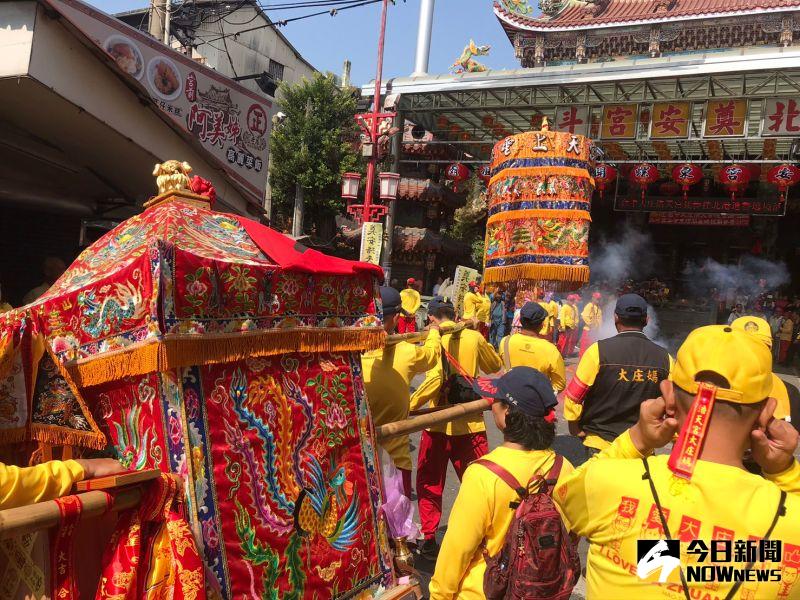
[269,73,361,232]
[445,174,488,267]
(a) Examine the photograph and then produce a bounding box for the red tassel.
[668,384,717,480]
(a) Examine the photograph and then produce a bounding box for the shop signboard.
[45,0,271,203]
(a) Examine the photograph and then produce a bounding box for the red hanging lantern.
[671,163,703,200]
[445,162,470,192]
[593,163,617,201]
[767,163,800,202]
[629,162,659,200]
[718,164,751,200]
[478,164,492,185]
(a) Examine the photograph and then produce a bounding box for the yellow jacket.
[555,431,800,600]
[476,294,491,324]
[559,303,578,330]
[430,447,574,599]
[1,460,85,510]
[499,333,566,392]
[362,330,440,470]
[780,318,795,342]
[411,321,502,436]
[538,300,559,337]
[462,292,480,320]
[581,302,602,331]
[400,288,421,316]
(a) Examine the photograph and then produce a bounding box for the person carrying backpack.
[429,367,580,600]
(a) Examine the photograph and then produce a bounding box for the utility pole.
[381,112,403,281]
[149,0,166,41]
[163,0,171,44]
[292,98,313,238]
[412,0,435,76]
[342,60,351,88]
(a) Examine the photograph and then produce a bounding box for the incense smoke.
[682,256,790,300]
[589,225,658,288]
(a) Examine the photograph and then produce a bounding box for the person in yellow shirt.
[731,315,797,426]
[429,367,574,599]
[398,278,421,334]
[1,458,124,510]
[475,285,492,339]
[579,291,603,357]
[555,324,800,600]
[565,294,671,459]
[411,297,503,560]
[499,302,565,393]
[557,294,579,358]
[461,281,481,322]
[362,286,440,495]
[538,291,559,342]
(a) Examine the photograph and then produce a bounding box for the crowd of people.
[3,272,800,599]
[362,283,800,599]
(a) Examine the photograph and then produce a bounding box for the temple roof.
[494,0,800,32]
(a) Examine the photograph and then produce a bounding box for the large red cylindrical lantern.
[767,163,800,202]
[629,162,659,200]
[478,164,492,185]
[718,164,751,200]
[671,163,703,200]
[594,163,617,200]
[445,162,470,192]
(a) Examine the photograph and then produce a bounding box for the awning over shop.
[0,0,271,218]
[397,177,466,208]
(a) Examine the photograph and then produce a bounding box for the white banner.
[45,0,272,203]
[359,222,383,265]
[452,265,479,318]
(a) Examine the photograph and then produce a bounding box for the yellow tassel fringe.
[483,264,589,290]
[68,328,387,388]
[30,424,107,451]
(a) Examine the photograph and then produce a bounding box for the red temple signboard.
[649,212,750,226]
[615,195,786,216]
[762,98,800,136]
[650,102,690,139]
[601,104,638,139]
[704,100,748,137]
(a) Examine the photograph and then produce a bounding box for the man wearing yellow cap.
[731,315,798,428]
[554,325,800,599]
[398,278,421,334]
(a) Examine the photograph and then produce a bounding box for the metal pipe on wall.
[412,0,435,76]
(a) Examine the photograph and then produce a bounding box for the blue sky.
[90,0,520,85]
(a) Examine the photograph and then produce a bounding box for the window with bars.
[268,59,285,81]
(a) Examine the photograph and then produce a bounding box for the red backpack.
[475,455,580,600]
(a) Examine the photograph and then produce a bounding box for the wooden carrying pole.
[385,321,469,346]
[0,487,143,540]
[376,398,491,441]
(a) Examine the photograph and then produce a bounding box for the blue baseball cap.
[615,293,648,318]
[472,367,557,420]
[427,296,454,314]
[519,301,547,325]
[380,286,402,317]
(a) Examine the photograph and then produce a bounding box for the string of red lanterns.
[629,162,659,200]
[594,163,617,201]
[718,164,751,201]
[671,163,703,200]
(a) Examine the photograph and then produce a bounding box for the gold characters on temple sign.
[153,160,193,194]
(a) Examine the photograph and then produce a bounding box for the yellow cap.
[731,316,773,349]
[671,325,772,404]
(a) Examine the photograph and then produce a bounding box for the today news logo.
[636,539,783,584]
